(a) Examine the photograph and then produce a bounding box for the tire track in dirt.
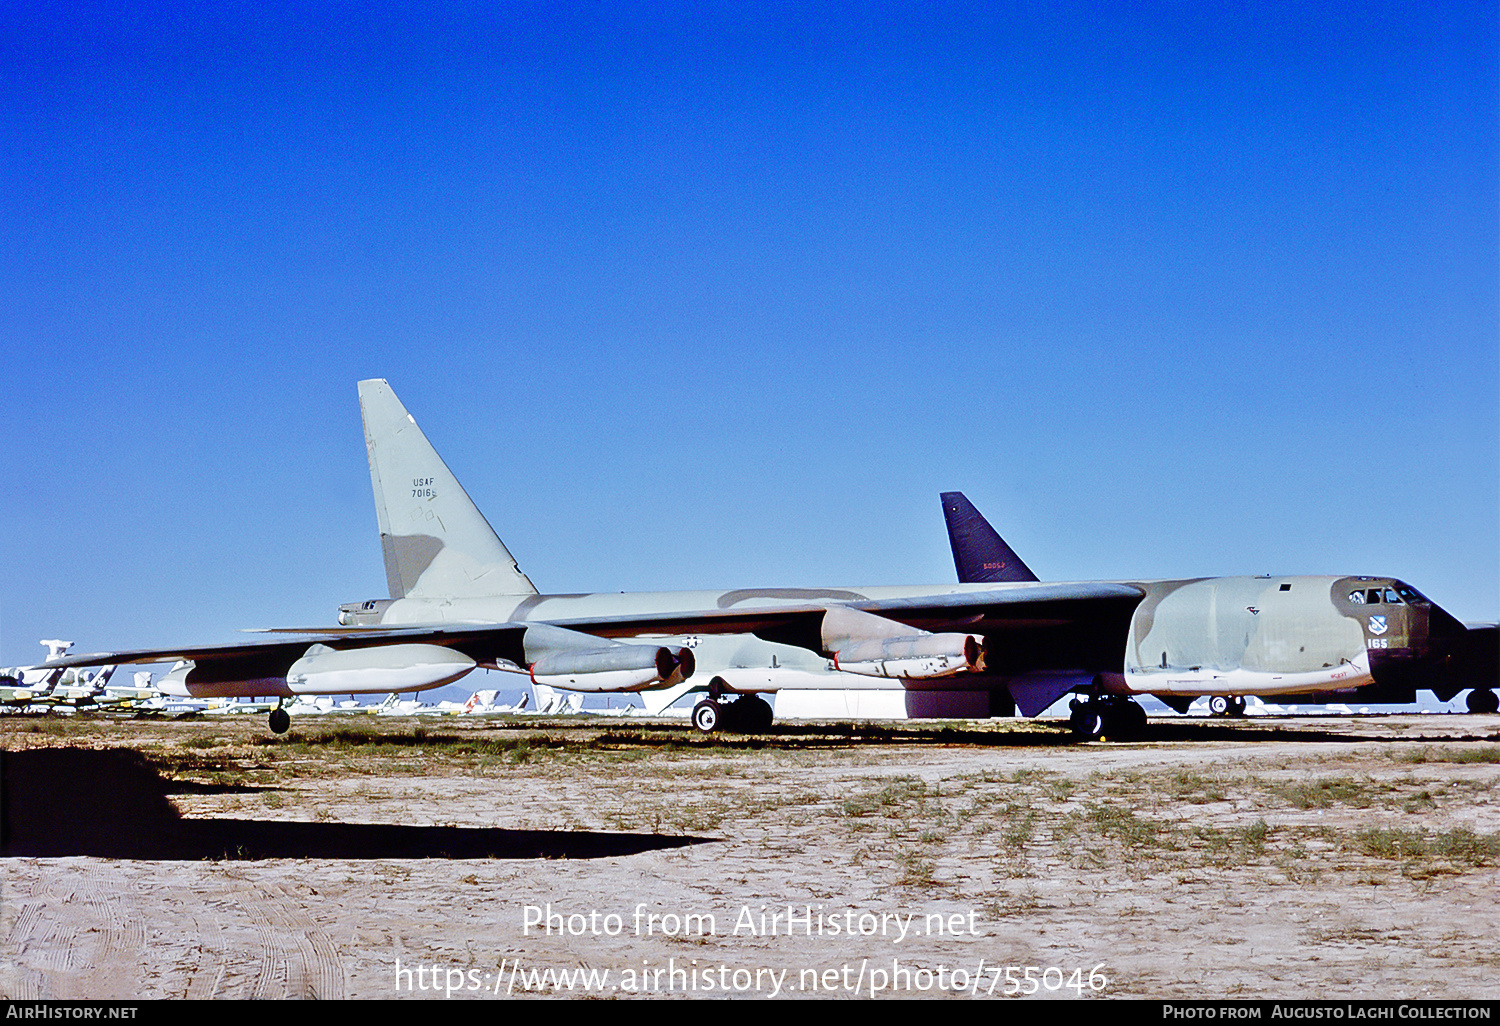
[165,874,229,1000]
[1,868,51,998]
[2,865,148,997]
[207,877,345,998]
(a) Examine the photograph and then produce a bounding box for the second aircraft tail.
[940,492,1039,584]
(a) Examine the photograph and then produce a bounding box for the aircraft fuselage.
[335,573,1460,705]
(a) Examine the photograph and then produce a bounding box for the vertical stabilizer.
[359,379,538,598]
[940,492,1039,583]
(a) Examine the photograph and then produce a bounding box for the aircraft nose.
[1366,588,1467,688]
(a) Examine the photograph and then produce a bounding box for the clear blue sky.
[2,1,1496,665]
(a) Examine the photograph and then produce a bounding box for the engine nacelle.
[285,643,476,695]
[820,605,983,680]
[158,644,478,698]
[522,624,694,692]
[834,633,982,680]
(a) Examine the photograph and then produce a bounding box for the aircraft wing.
[548,581,1145,651]
[39,626,531,672]
[43,581,1145,675]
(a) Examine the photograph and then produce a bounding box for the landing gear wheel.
[1467,689,1498,714]
[729,695,773,733]
[1069,698,1107,739]
[751,696,774,731]
[1071,698,1145,740]
[692,699,721,733]
[1099,698,1146,740]
[1209,695,1231,716]
[1120,699,1148,735]
[1228,696,1247,717]
[268,706,290,734]
[1072,707,1106,740]
[1068,701,1089,733]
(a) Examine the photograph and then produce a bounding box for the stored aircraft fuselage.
[330,573,1463,703]
[45,378,1487,738]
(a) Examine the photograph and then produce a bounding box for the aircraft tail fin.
[87,666,117,695]
[358,379,538,599]
[940,492,1039,584]
[34,667,63,695]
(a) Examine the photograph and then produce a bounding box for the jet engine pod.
[521,624,694,691]
[159,660,290,698]
[529,645,686,691]
[673,646,696,683]
[834,632,982,680]
[819,605,982,679]
[286,643,476,695]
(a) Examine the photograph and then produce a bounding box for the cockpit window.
[1349,586,1417,606]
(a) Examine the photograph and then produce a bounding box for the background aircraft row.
[0,662,1487,723]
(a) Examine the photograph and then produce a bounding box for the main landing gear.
[691,678,774,734]
[1068,696,1148,741]
[1208,695,1248,718]
[1466,689,1499,714]
[268,699,290,735]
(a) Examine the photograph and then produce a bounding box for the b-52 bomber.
[43,380,1494,739]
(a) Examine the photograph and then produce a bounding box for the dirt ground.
[2,710,1498,1000]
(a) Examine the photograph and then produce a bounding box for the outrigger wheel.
[268,701,290,735]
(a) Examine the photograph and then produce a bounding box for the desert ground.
[2,710,1498,1000]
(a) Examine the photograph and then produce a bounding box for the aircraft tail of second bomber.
[941,492,1039,584]
[358,379,538,599]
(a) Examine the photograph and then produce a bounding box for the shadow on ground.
[467,718,1387,749]
[0,748,713,860]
